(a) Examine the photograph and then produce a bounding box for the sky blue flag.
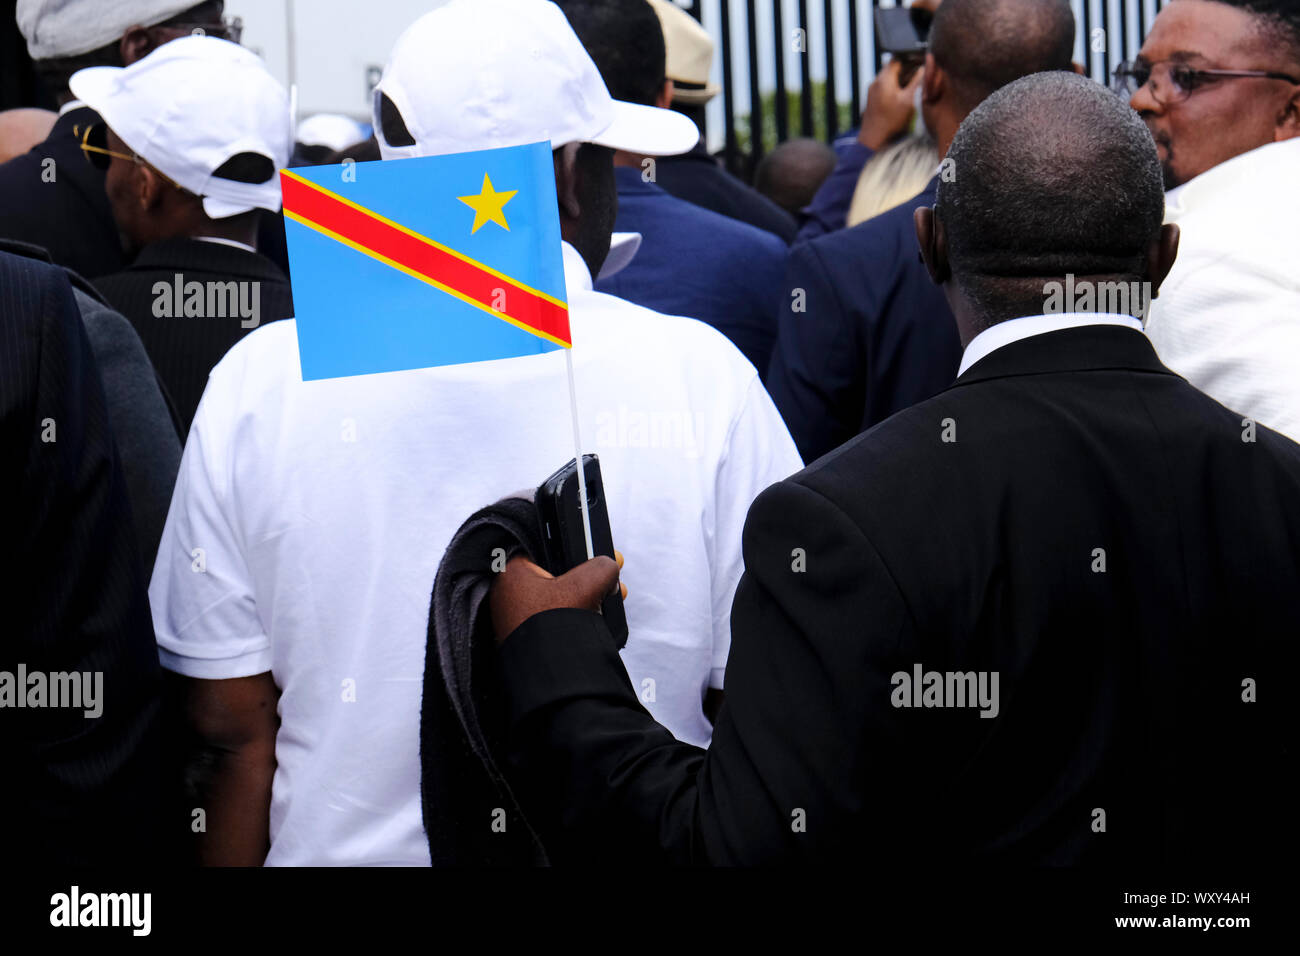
[280,141,571,381]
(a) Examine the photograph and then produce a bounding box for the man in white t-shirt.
[149,0,801,866]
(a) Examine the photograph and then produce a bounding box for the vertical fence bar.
[848,0,862,122]
[1117,0,1129,66]
[872,0,884,75]
[823,0,839,140]
[681,1,707,144]
[746,0,765,166]
[1080,0,1093,83]
[1100,0,1113,82]
[797,0,814,135]
[774,0,789,142]
[718,0,740,172]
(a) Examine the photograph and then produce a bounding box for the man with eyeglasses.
[1115,0,1300,441]
[0,1,239,281]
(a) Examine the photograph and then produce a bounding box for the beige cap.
[647,0,720,106]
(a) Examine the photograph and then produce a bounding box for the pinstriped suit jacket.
[0,250,166,865]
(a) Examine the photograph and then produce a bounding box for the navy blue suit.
[656,140,797,244]
[597,166,788,376]
[767,176,960,462]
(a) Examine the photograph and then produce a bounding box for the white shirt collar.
[598,232,641,280]
[958,312,1144,376]
[193,236,258,254]
[1164,139,1300,222]
[561,240,593,294]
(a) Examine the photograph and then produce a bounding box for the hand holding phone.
[534,455,629,647]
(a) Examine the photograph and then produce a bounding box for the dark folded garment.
[421,493,550,865]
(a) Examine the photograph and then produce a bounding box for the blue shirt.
[597,166,788,376]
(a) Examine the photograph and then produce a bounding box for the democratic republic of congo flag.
[280,141,570,380]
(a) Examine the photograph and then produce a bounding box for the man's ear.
[656,79,674,111]
[1147,223,1180,296]
[135,164,169,212]
[921,53,944,106]
[914,206,950,285]
[1276,85,1300,141]
[553,142,583,222]
[119,25,154,65]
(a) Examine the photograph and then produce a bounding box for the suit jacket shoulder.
[0,250,165,865]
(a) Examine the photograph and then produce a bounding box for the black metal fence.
[677,0,1174,176]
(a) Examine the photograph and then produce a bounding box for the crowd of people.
[1,0,1297,869]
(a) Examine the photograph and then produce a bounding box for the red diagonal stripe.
[281,173,570,345]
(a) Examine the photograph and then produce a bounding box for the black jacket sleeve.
[499,477,913,864]
[0,253,166,865]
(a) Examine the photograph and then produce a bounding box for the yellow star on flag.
[458,173,518,234]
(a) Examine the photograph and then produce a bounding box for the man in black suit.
[485,71,1300,866]
[767,0,1077,462]
[0,237,181,569]
[81,35,294,431]
[0,1,233,279]
[0,250,166,865]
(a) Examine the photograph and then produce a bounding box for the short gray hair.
[935,72,1166,328]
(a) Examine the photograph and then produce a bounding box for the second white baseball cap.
[374,0,699,161]
[70,35,291,218]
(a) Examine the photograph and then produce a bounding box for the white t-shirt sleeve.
[707,375,804,689]
[149,387,271,679]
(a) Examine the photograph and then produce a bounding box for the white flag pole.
[288,83,299,152]
[565,346,595,560]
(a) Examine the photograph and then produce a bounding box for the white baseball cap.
[69,35,291,218]
[296,113,368,152]
[373,0,699,161]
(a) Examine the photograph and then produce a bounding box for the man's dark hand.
[858,58,924,151]
[490,552,626,645]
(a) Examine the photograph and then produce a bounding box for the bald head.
[928,72,1171,331]
[0,109,56,163]
[929,0,1077,113]
[755,138,838,216]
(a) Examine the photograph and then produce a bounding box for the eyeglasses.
[78,123,186,192]
[158,15,244,44]
[1113,59,1300,106]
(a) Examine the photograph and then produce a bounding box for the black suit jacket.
[0,107,127,280]
[0,250,165,864]
[498,325,1300,866]
[95,237,295,432]
[767,177,962,462]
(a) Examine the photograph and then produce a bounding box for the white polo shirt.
[149,241,802,866]
[1145,138,1300,442]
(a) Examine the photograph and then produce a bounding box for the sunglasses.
[78,123,187,192]
[1113,59,1300,106]
[157,15,244,44]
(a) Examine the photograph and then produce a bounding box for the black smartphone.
[535,454,628,648]
[874,5,932,57]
